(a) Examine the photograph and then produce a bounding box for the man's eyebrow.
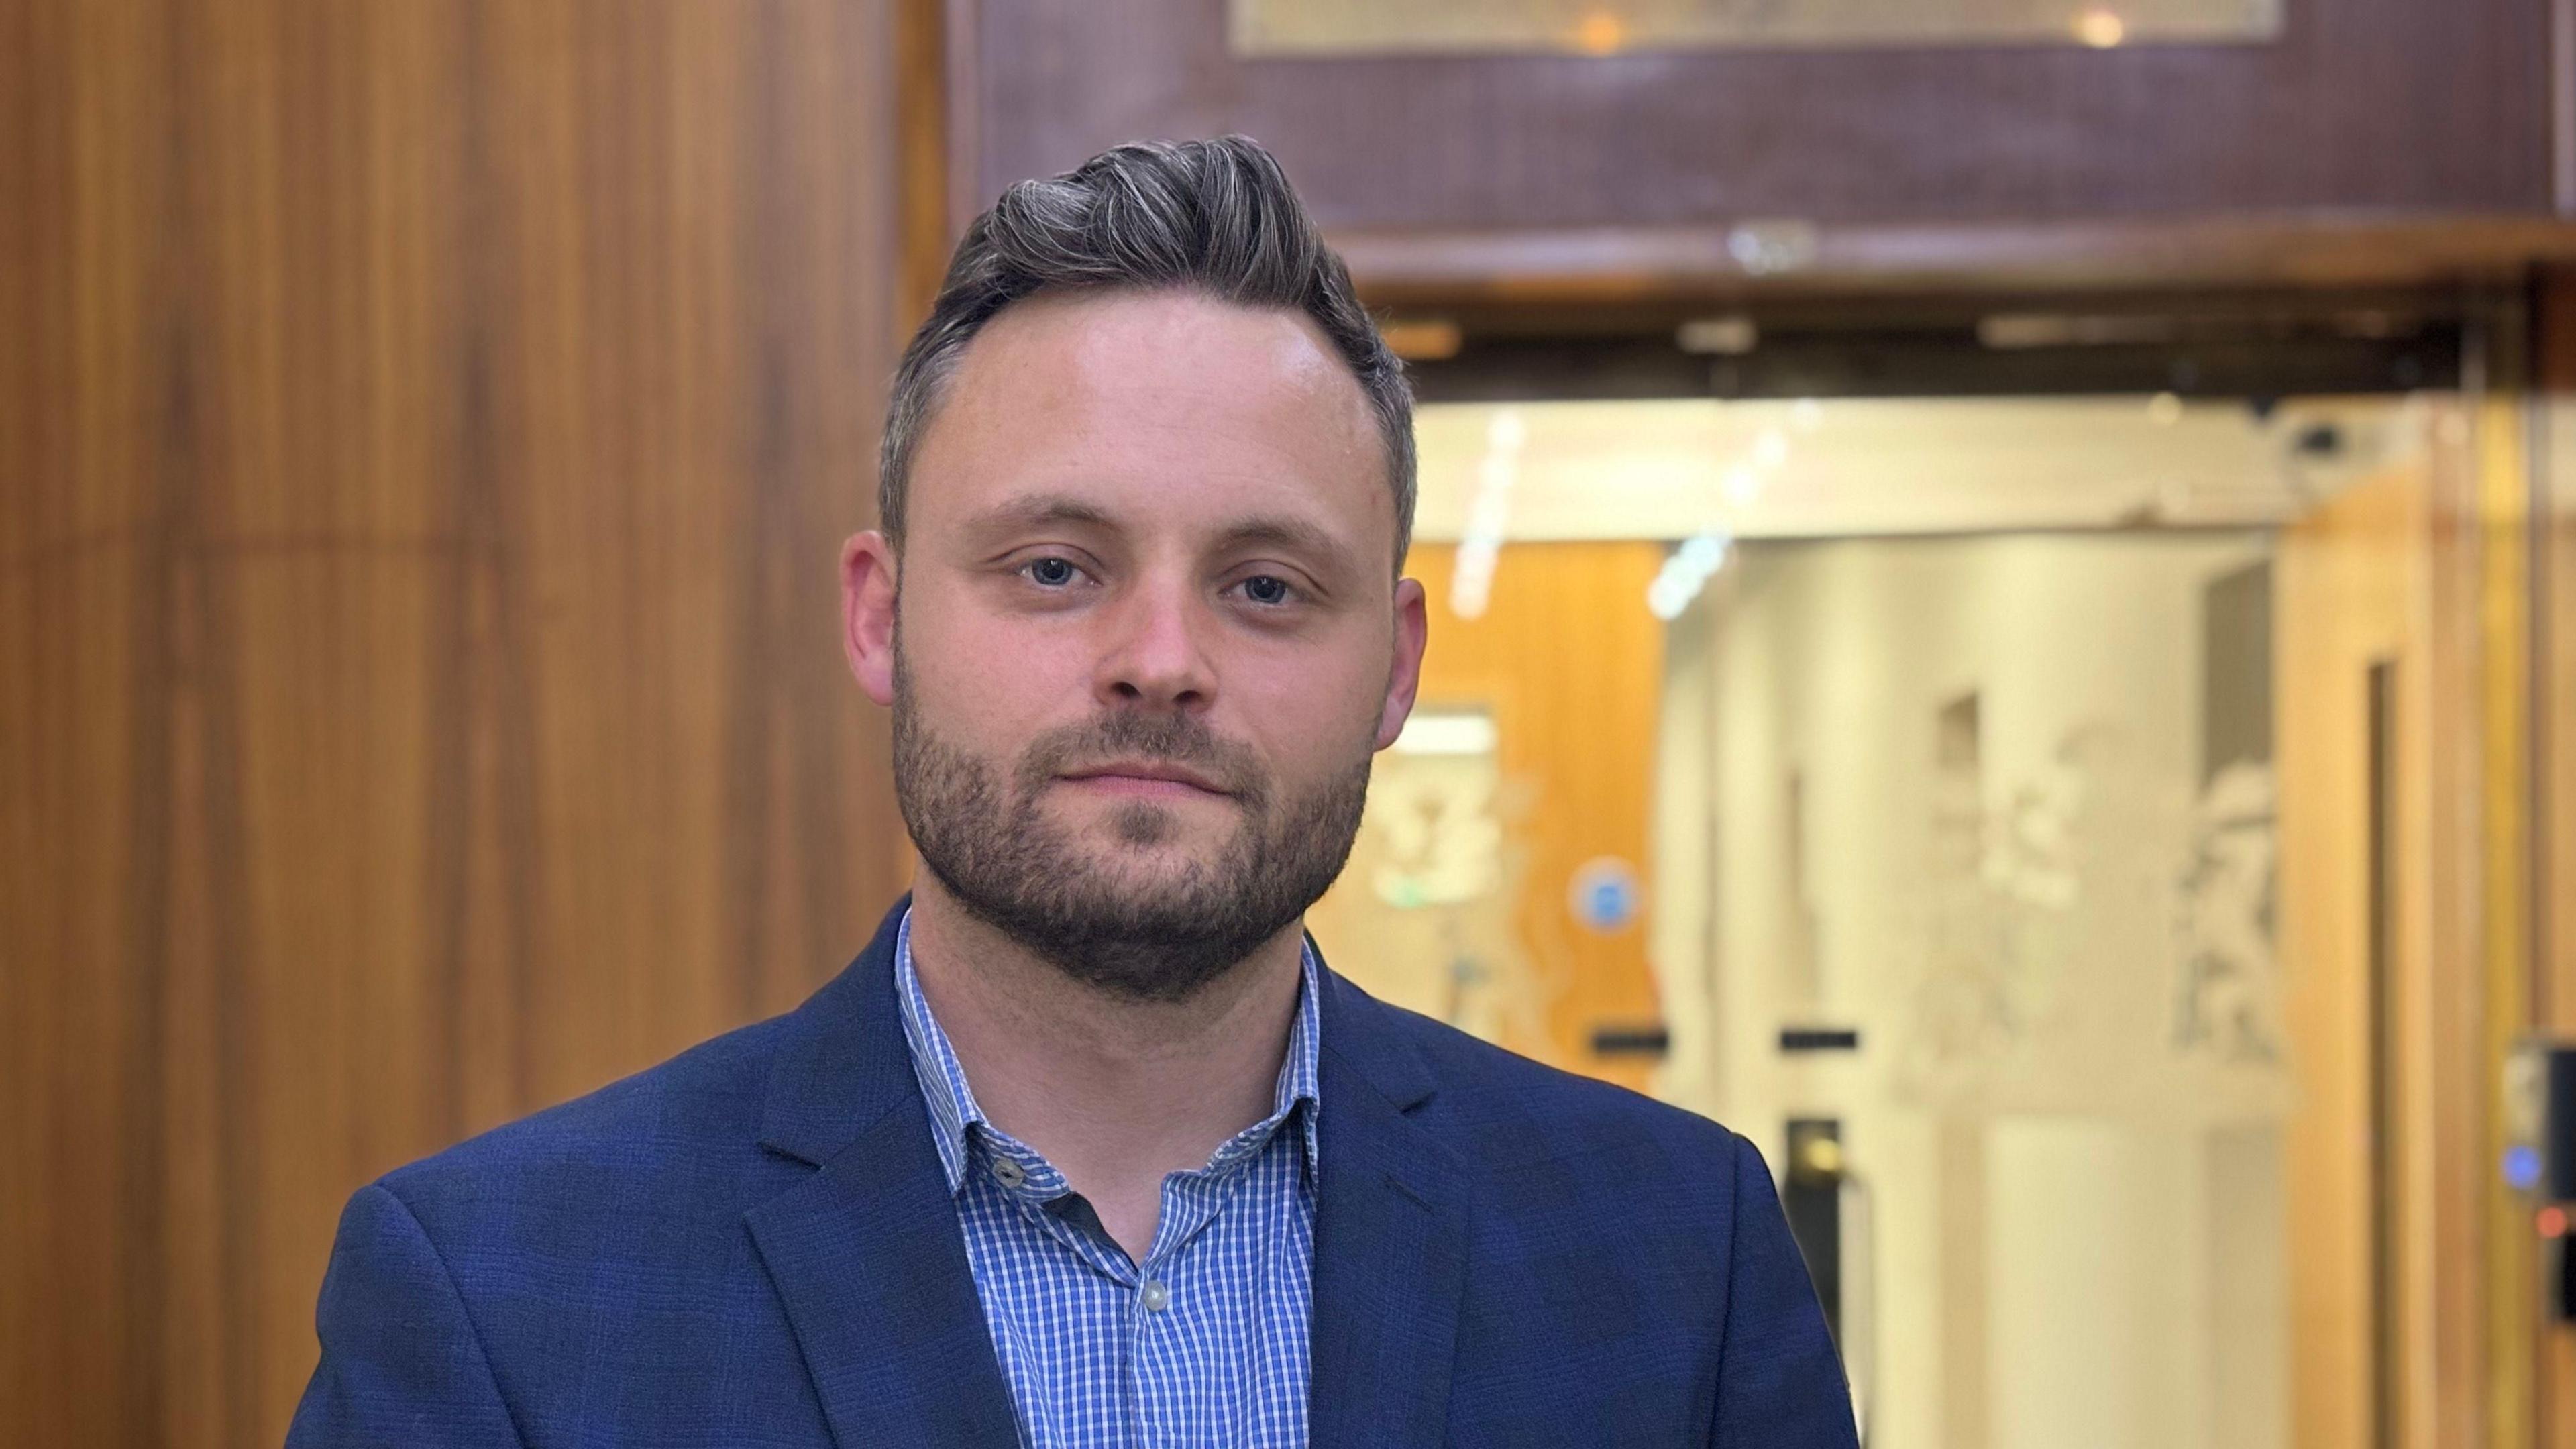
[963,497,1357,572]
[961,493,1120,537]
[1210,515,1354,569]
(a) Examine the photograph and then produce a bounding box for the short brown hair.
[878,136,1415,568]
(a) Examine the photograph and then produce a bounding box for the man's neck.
[902,873,1307,1262]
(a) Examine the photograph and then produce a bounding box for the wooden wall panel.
[0,2,912,1445]
[2277,464,2420,1449]
[2538,272,2576,1449]
[2277,411,2499,1449]
[2471,372,2538,1449]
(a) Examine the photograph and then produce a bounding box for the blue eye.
[1239,575,1294,606]
[1024,557,1080,588]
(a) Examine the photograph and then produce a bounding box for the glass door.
[1307,368,2512,1448]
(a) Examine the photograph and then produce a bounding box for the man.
[288,136,1855,1448]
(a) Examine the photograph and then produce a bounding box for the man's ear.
[840,530,900,707]
[1374,575,1429,751]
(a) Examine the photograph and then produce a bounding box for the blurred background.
[9,1,2576,1446]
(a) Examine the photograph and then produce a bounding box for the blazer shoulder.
[1364,993,1752,1177]
[373,1005,804,1229]
[374,904,915,1228]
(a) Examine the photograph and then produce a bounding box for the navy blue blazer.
[288,899,1856,1447]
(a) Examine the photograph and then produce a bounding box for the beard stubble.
[890,649,1373,1002]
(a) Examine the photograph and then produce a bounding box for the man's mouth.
[1056,759,1232,798]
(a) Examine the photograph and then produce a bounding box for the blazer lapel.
[742,898,1020,1449]
[1307,961,1472,1448]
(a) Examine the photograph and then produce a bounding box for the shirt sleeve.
[286,1182,528,1449]
[1711,1132,1862,1449]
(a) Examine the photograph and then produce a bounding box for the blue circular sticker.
[1568,857,1642,934]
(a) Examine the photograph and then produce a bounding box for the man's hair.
[878,136,1415,568]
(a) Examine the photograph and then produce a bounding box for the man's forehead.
[910,289,1389,539]
[955,288,1362,411]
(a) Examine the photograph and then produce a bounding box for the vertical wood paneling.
[0,2,912,1444]
[2277,464,2417,1449]
[2277,409,2502,1449]
[2471,371,2537,1449]
[2536,271,2576,1449]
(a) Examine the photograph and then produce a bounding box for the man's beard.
[890,651,1373,1003]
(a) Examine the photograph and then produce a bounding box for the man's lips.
[1056,761,1232,798]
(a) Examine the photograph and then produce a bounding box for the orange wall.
[1320,540,1668,1091]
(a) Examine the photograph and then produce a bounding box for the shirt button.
[989,1157,1026,1190]
[1139,1279,1171,1311]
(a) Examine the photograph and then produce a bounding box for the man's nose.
[1094,576,1216,714]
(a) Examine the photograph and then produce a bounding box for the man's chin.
[1038,795,1234,849]
[1049,834,1232,890]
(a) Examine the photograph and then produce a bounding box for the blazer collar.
[754,898,920,1170]
[744,896,1022,1448]
[1307,954,1472,1446]
[744,898,1472,1448]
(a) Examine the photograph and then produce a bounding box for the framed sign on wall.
[1232,0,2282,57]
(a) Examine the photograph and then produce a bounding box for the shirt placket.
[975,1132,1128,1281]
[1136,1127,1291,1448]
[896,918,1323,1449]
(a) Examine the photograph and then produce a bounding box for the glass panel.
[1705,529,2288,1448]
[1309,390,2464,1449]
[1233,0,2282,58]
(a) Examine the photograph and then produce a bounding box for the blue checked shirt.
[893,910,1320,1448]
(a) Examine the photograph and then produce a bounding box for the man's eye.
[1238,575,1295,606]
[1022,557,1083,588]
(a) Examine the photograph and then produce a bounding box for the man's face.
[850,289,1427,1001]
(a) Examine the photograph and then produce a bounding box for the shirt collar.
[892,906,1323,1196]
